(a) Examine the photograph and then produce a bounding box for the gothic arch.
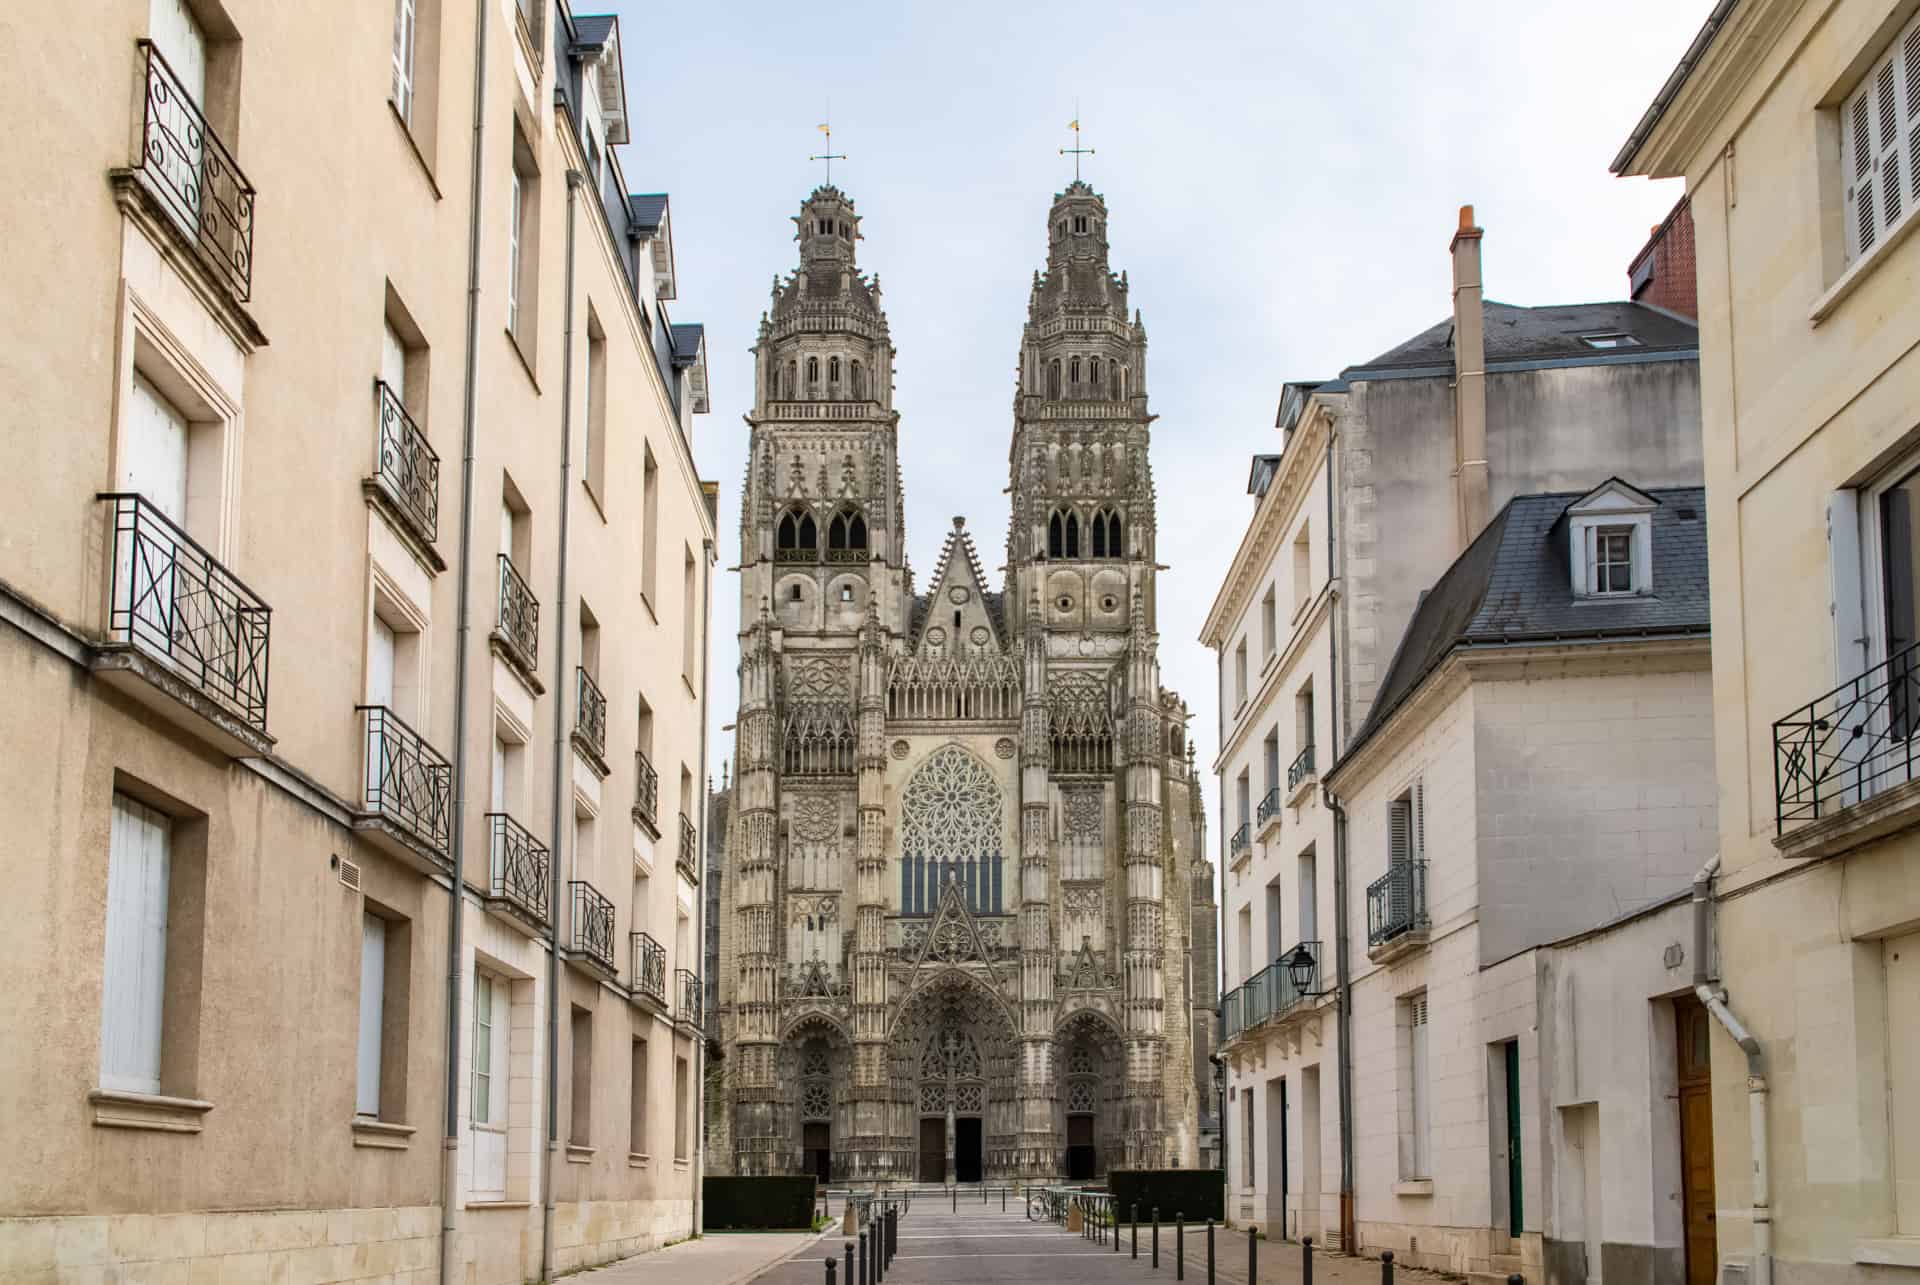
[898,744,1005,915]
[777,506,817,558]
[1054,1007,1125,1179]
[1092,507,1123,558]
[1048,359,1062,399]
[827,506,868,556]
[850,360,865,399]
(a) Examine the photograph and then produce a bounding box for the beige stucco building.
[1616,1,1920,1280]
[0,1,715,1281]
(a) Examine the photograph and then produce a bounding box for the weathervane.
[1060,116,1094,181]
[810,120,846,184]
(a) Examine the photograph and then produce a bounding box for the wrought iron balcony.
[678,813,699,882]
[630,932,666,1005]
[485,813,550,932]
[98,493,271,735]
[569,880,616,975]
[1218,941,1323,1046]
[574,667,607,763]
[1288,743,1317,793]
[1367,860,1430,955]
[676,967,701,1026]
[1256,787,1282,827]
[1774,642,1920,833]
[633,750,660,833]
[370,379,439,545]
[130,40,256,301]
[1229,823,1250,856]
[358,706,452,856]
[496,554,539,669]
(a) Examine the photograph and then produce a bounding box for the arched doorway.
[890,969,1017,1183]
[1056,1010,1123,1180]
[778,1016,849,1182]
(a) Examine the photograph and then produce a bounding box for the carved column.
[847,603,893,1180]
[1121,588,1167,1167]
[1016,591,1058,1175]
[733,607,784,1173]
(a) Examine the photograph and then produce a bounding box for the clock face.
[948,586,970,605]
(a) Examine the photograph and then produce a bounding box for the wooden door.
[918,1117,944,1183]
[957,1118,983,1183]
[804,1121,831,1186]
[1066,1114,1095,1180]
[1675,995,1717,1285]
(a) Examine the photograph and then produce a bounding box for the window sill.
[1393,1180,1434,1198]
[1856,1238,1920,1267]
[629,1152,651,1168]
[89,1088,214,1134]
[505,327,540,391]
[674,1157,691,1170]
[565,1144,595,1164]
[387,99,442,199]
[466,1200,531,1211]
[1811,207,1920,325]
[350,1117,418,1150]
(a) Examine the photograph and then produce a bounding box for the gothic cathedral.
[711,180,1213,1185]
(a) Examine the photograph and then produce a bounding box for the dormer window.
[1587,526,1636,595]
[1565,479,1658,598]
[1579,333,1641,350]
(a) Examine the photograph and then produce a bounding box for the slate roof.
[571,14,616,48]
[1352,301,1697,374]
[628,194,669,236]
[1346,483,1709,758]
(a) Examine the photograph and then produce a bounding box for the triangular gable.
[902,874,1003,993]
[912,516,1005,655]
[1564,477,1660,516]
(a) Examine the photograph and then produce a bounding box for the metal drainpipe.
[440,0,490,1279]
[693,533,714,1238]
[1693,856,1769,1285]
[540,169,584,1285]
[1216,760,1229,1199]
[1321,424,1354,1254]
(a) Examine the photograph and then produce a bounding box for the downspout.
[693,533,714,1238]
[540,168,585,1285]
[440,0,490,1279]
[1322,418,1355,1256]
[1693,856,1768,1285]
[1216,750,1230,1197]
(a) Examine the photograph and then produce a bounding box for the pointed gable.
[913,516,1006,656]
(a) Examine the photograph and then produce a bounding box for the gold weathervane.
[810,122,846,185]
[1060,118,1094,181]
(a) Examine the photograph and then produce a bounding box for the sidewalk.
[569,1228,830,1285]
[1153,1224,1466,1284]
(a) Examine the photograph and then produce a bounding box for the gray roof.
[628,193,669,235]
[1345,483,1709,759]
[571,14,616,48]
[1351,301,1697,374]
[669,323,704,367]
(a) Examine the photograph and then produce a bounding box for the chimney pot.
[1459,204,1475,231]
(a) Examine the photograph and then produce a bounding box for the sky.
[604,0,1705,829]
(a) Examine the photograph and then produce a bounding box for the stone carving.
[948,585,970,604]
[1064,788,1103,839]
[901,746,1002,867]
[787,655,851,702]
[801,1081,832,1119]
[994,737,1015,759]
[1065,1079,1097,1113]
[891,738,910,760]
[791,794,839,842]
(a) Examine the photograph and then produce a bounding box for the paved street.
[747,1196,1461,1285]
[571,1229,829,1285]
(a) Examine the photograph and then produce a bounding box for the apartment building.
[1616,2,1920,1280]
[0,1,714,1281]
[1201,207,1704,1253]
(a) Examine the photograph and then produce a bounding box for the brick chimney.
[1451,204,1489,548]
[1627,195,1696,319]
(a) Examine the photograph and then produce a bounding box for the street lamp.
[1283,943,1317,995]
[1209,1054,1226,1175]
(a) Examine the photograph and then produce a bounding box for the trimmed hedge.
[703,1175,819,1230]
[1107,1169,1225,1223]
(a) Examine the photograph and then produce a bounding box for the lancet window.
[826,507,868,562]
[1048,360,1062,399]
[782,702,855,775]
[899,746,1004,916]
[776,507,817,562]
[1050,669,1115,775]
[1091,507,1123,558]
[850,360,865,399]
[1047,509,1081,559]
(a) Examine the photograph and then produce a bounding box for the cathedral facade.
[711,181,1213,1185]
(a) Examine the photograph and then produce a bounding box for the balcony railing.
[677,967,701,1026]
[679,814,699,882]
[825,547,868,564]
[569,880,616,974]
[1288,743,1317,792]
[574,667,607,761]
[1229,823,1250,856]
[1774,641,1920,832]
[371,380,438,543]
[630,932,666,1005]
[100,493,271,731]
[1256,787,1282,826]
[484,813,550,929]
[358,706,451,853]
[496,555,539,668]
[1367,860,1429,949]
[1219,941,1323,1043]
[633,750,660,833]
[774,545,817,564]
[131,40,256,301]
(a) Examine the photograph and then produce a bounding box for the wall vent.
[338,857,363,892]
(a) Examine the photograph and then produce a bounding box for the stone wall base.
[1354,1219,1541,1279]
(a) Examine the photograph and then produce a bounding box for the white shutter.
[500,503,514,563]
[124,374,189,524]
[1388,797,1410,866]
[101,794,171,1095]
[507,173,522,333]
[368,616,397,708]
[1411,779,1426,863]
[147,0,206,235]
[149,0,206,104]
[1830,490,1869,684]
[380,322,408,402]
[1409,994,1430,1178]
[472,973,493,1124]
[391,0,416,125]
[491,735,507,813]
[1842,14,1920,262]
[357,914,387,1117]
[1298,852,1317,942]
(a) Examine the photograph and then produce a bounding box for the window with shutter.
[1409,994,1430,1178]
[1841,13,1920,263]
[1411,779,1426,862]
[101,794,172,1095]
[507,173,523,333]
[357,914,387,1117]
[391,0,416,123]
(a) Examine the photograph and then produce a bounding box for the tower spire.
[1060,116,1094,182]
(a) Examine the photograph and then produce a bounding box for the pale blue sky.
[604,0,1704,823]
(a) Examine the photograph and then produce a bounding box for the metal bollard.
[826,1255,837,1285]
[1382,1248,1394,1283]
[952,1187,957,1214]
[845,1242,854,1285]
[1248,1226,1257,1283]
[1152,1208,1160,1268]
[877,1219,886,1284]
[1206,1220,1215,1285]
[1003,1186,1007,1213]
[1132,1204,1139,1258]
[889,1208,897,1264]
[1508,1277,1524,1285]
[1303,1234,1314,1285]
[1115,1200,1121,1253]
[1176,1213,1185,1281]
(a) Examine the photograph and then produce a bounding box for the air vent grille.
[338,858,363,892]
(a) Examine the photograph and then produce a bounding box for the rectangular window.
[1400,992,1431,1179]
[101,793,174,1095]
[356,913,387,1117]
[507,171,522,335]
[391,0,416,122]
[1588,526,1634,595]
[570,1006,593,1147]
[641,446,659,608]
[1887,930,1920,1232]
[1260,585,1277,659]
[630,1038,650,1156]
[472,970,508,1199]
[1263,729,1281,801]
[1234,639,1248,708]
[1297,846,1318,942]
[1389,780,1425,868]
[674,1055,691,1160]
[1293,525,1312,613]
[1236,905,1253,982]
[585,307,607,503]
[1241,1090,1256,1188]
[682,546,698,683]
[1236,769,1250,833]
[1841,13,1920,263]
[1264,880,1283,965]
[507,127,539,354]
